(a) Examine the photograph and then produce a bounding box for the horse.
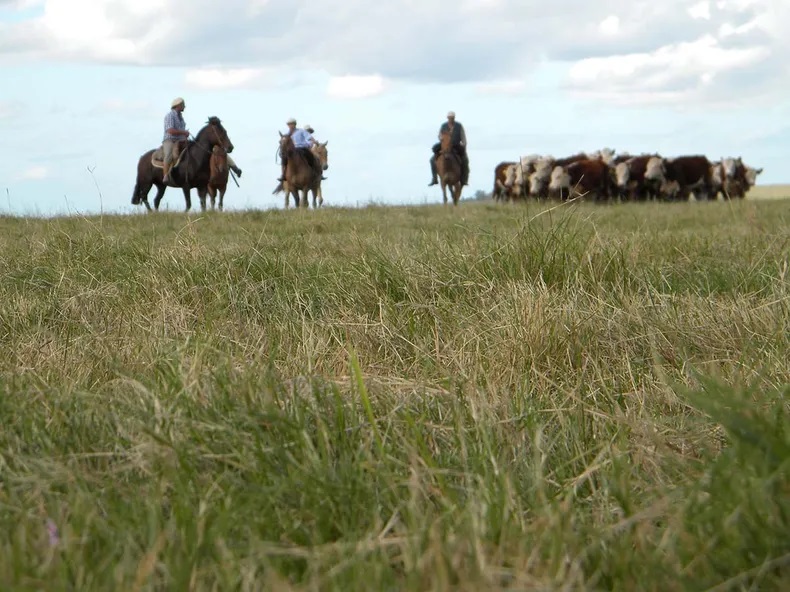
[307,141,329,208]
[278,133,328,208]
[435,131,463,205]
[207,145,232,211]
[131,116,234,212]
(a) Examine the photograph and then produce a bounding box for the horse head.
[438,131,458,165]
[438,131,457,162]
[205,116,234,153]
[278,131,294,158]
[311,141,329,171]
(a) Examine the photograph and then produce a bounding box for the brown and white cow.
[722,157,763,199]
[492,161,516,202]
[532,153,587,199]
[503,154,541,201]
[644,155,713,201]
[612,154,661,201]
[549,158,612,201]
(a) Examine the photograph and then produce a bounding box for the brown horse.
[308,141,329,208]
[278,133,328,208]
[207,145,232,211]
[435,131,463,205]
[131,116,233,212]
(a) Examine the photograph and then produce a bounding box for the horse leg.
[219,187,225,212]
[197,187,208,212]
[301,188,309,208]
[153,183,166,211]
[440,181,448,205]
[207,186,216,210]
[182,187,192,211]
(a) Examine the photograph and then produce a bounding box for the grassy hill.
[746,184,790,200]
[1,199,789,590]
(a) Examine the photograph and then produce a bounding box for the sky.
[0,0,788,216]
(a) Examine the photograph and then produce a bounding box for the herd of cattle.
[492,149,763,203]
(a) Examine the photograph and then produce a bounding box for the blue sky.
[1,0,787,216]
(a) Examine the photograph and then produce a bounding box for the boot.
[232,166,242,178]
[428,157,438,186]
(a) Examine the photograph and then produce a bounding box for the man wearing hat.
[162,97,190,183]
[162,97,242,183]
[428,111,469,187]
[276,117,322,188]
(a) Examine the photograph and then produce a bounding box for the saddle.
[151,140,188,169]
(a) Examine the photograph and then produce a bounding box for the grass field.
[1,197,789,591]
[745,184,790,200]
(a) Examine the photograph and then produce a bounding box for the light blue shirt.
[291,128,314,149]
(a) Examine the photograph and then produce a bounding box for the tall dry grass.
[0,198,788,590]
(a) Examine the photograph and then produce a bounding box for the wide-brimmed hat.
[286,117,297,124]
[171,97,185,108]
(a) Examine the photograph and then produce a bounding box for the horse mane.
[194,116,223,142]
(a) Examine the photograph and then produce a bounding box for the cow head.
[614,162,630,188]
[645,157,667,182]
[744,166,763,187]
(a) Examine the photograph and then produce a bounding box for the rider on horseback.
[275,118,325,190]
[162,98,189,183]
[428,111,469,187]
[162,97,241,183]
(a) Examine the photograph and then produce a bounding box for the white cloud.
[0,0,44,8]
[326,75,387,99]
[566,23,775,106]
[184,67,271,90]
[17,165,49,180]
[599,15,620,36]
[688,1,711,20]
[0,0,787,107]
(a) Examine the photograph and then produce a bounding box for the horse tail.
[132,152,152,204]
[131,180,142,205]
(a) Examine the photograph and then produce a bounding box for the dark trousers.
[431,143,469,184]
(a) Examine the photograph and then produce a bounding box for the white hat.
[447,110,455,117]
[286,117,296,124]
[304,124,313,131]
[171,97,184,108]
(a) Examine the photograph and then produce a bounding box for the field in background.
[746,184,790,200]
[1,199,789,590]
